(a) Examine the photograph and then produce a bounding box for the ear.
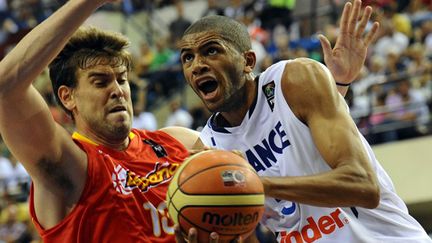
[243,50,256,73]
[58,85,75,111]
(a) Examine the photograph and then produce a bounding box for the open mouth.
[197,79,218,95]
[109,106,127,113]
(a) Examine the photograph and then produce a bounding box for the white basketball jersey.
[200,61,431,243]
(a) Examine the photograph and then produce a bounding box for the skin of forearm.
[0,0,102,95]
[261,164,380,209]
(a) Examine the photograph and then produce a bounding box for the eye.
[207,47,218,56]
[118,78,128,85]
[94,80,108,87]
[182,53,194,63]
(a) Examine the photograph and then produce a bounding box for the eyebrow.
[180,41,221,55]
[87,70,127,78]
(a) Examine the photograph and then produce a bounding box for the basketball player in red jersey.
[0,0,212,242]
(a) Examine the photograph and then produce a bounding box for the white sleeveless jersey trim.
[199,60,431,242]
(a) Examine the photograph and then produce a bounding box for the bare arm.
[0,0,113,228]
[159,126,205,152]
[261,58,379,209]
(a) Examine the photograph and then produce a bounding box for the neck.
[75,127,130,151]
[219,78,257,127]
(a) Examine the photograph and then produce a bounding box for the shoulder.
[158,126,204,150]
[279,57,336,95]
[261,58,333,89]
[282,58,333,86]
[280,58,340,120]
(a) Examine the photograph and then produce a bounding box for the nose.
[110,81,126,99]
[191,56,209,76]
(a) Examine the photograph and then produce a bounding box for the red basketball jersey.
[29,129,189,243]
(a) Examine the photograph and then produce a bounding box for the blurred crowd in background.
[0,0,431,242]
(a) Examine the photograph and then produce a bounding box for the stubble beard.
[208,82,247,113]
[92,118,131,143]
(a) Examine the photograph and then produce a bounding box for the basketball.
[166,150,265,242]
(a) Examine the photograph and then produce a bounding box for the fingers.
[174,225,186,243]
[175,226,222,243]
[355,5,372,38]
[364,21,380,46]
[229,235,243,243]
[343,0,379,45]
[209,232,219,243]
[187,228,198,243]
[339,1,352,34]
[318,34,332,63]
[347,0,361,35]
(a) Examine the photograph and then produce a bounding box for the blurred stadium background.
[0,0,431,242]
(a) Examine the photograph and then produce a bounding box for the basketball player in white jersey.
[178,0,432,242]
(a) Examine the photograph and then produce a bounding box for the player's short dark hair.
[49,26,132,118]
[182,15,251,52]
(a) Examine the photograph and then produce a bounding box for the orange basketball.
[166,150,265,243]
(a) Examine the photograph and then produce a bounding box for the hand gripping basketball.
[167,150,265,243]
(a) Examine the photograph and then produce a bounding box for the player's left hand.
[174,226,218,243]
[318,0,380,85]
[174,226,243,243]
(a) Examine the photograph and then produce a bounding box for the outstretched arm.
[0,0,116,228]
[261,58,379,208]
[319,0,380,97]
[0,0,112,96]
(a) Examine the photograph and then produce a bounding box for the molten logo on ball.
[202,211,260,226]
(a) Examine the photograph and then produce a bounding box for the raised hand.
[318,0,380,85]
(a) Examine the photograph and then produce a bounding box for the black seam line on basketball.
[169,162,188,208]
[177,193,264,196]
[167,180,176,205]
[170,191,182,224]
[182,204,263,208]
[178,163,257,194]
[178,206,260,236]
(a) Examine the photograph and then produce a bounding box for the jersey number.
[143,202,175,236]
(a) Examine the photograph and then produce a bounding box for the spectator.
[201,0,224,17]
[130,79,158,131]
[369,92,398,144]
[148,37,175,72]
[4,153,30,202]
[165,98,193,128]
[168,0,191,48]
[0,153,12,197]
[386,79,430,139]
[406,43,431,79]
[373,19,409,59]
[381,3,412,37]
[189,104,211,131]
[259,0,296,32]
[223,0,248,21]
[134,42,154,77]
[268,25,294,62]
[0,204,29,243]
